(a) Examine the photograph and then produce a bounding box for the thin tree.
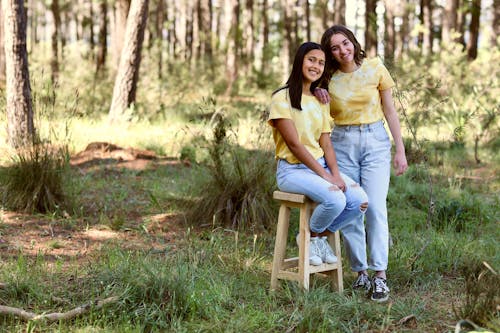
[283,0,293,81]
[0,4,5,83]
[155,0,164,78]
[95,0,108,77]
[259,0,270,81]
[224,0,240,96]
[396,0,410,58]
[442,0,459,44]
[365,0,378,56]
[112,0,130,68]
[108,0,149,123]
[420,0,433,55]
[316,0,330,29]
[304,0,311,41]
[244,0,255,74]
[2,0,35,148]
[493,0,499,47]
[456,0,466,47]
[50,0,61,83]
[334,0,346,25]
[466,0,481,60]
[198,0,213,63]
[383,0,396,64]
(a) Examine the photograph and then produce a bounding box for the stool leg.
[270,204,290,291]
[327,231,344,292]
[298,202,312,290]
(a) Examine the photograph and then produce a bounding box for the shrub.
[186,113,277,231]
[453,260,500,329]
[1,142,70,214]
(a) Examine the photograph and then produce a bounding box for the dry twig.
[0,296,119,322]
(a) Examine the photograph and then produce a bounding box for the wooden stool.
[270,191,343,292]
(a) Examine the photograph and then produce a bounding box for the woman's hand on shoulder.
[314,88,331,104]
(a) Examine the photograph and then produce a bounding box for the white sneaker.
[296,234,323,266]
[317,236,338,264]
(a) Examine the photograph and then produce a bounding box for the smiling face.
[301,49,325,84]
[329,33,355,67]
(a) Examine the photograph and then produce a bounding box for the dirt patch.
[0,142,188,264]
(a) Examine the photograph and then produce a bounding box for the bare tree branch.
[0,296,119,322]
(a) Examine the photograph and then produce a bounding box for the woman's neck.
[302,82,313,95]
[339,61,358,73]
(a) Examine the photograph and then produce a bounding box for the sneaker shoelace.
[319,237,335,257]
[373,277,389,293]
[310,238,322,257]
[354,274,370,287]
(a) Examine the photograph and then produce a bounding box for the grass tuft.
[1,142,71,214]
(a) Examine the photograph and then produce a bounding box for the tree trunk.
[50,0,61,83]
[293,0,300,53]
[304,0,311,41]
[396,1,410,58]
[28,0,37,54]
[185,2,194,63]
[334,0,346,25]
[198,0,213,63]
[0,4,5,84]
[466,0,481,60]
[316,0,329,30]
[89,0,95,58]
[244,0,255,72]
[2,0,35,148]
[260,0,270,77]
[112,0,130,68]
[383,0,396,64]
[155,0,164,78]
[493,0,499,47]
[456,0,466,46]
[224,0,240,96]
[95,0,108,76]
[421,0,433,55]
[283,0,293,81]
[365,0,377,56]
[442,0,459,44]
[108,0,149,123]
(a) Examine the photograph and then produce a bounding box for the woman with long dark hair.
[268,42,368,266]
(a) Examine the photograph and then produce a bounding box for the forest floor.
[0,142,188,267]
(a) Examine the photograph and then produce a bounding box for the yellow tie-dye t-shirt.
[268,88,332,164]
[328,57,395,125]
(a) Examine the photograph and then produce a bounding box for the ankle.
[374,271,386,279]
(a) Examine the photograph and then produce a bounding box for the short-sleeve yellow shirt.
[268,88,332,164]
[328,57,395,125]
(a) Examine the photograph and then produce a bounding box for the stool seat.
[270,191,343,292]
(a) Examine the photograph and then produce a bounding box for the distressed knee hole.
[328,185,341,191]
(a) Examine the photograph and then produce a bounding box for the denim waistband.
[334,120,384,131]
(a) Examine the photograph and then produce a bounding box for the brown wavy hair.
[320,25,366,87]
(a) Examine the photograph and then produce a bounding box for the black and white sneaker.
[371,277,390,302]
[352,274,371,293]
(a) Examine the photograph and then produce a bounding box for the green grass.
[0,42,499,332]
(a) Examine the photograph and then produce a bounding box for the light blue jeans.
[331,120,392,272]
[276,157,368,233]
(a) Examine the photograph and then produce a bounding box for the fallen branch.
[0,296,119,322]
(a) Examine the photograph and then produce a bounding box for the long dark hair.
[272,42,325,110]
[320,25,366,85]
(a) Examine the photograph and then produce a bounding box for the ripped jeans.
[276,157,368,233]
